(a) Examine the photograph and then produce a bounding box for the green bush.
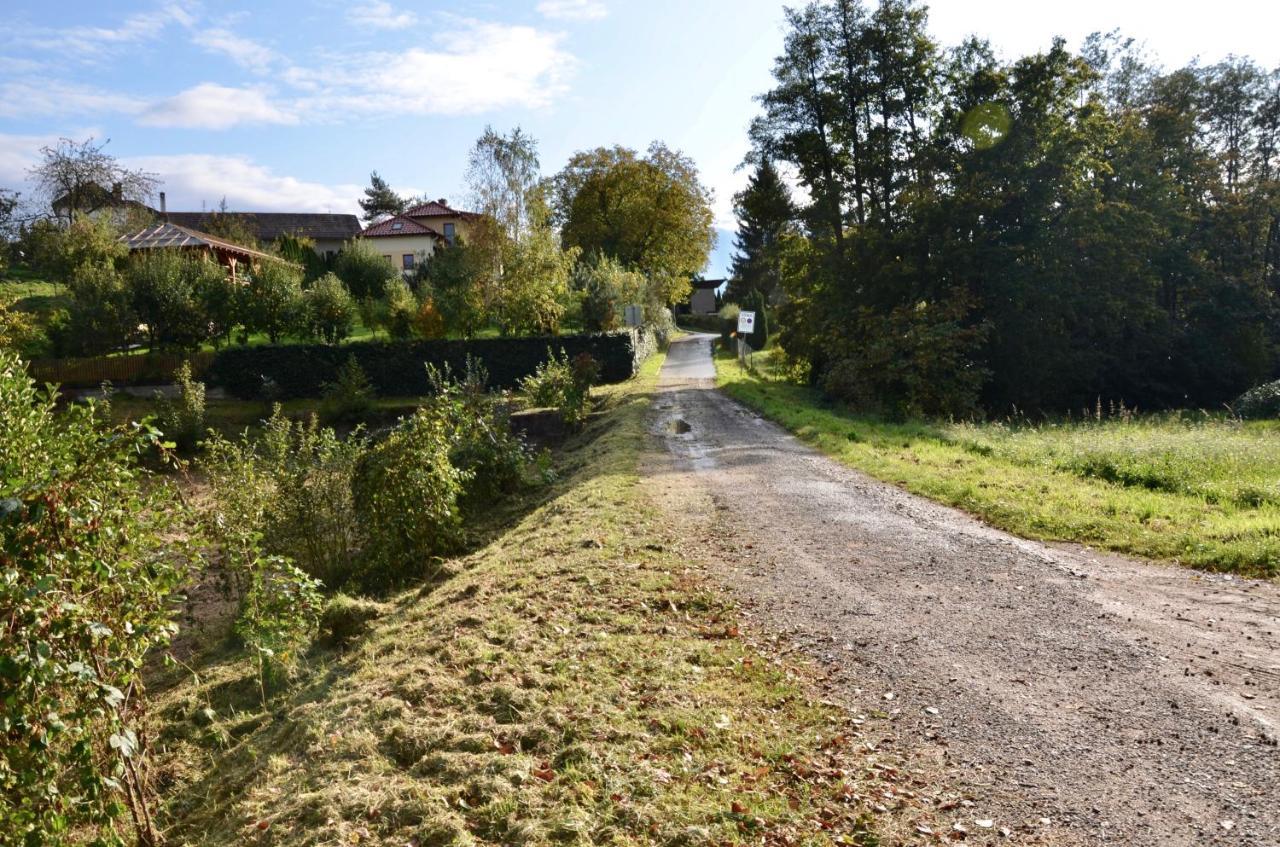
[63,262,136,355]
[305,272,356,344]
[384,278,417,340]
[0,350,191,845]
[426,359,542,511]
[353,408,470,586]
[320,356,376,424]
[242,260,305,345]
[235,555,323,704]
[335,238,399,301]
[1233,379,1280,419]
[204,409,365,589]
[520,348,600,426]
[206,331,648,399]
[154,360,207,453]
[126,250,217,351]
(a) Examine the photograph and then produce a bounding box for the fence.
[26,351,215,388]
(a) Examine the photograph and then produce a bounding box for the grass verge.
[716,348,1280,578]
[148,353,900,846]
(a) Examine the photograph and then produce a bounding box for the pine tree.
[727,159,797,306]
[358,171,405,223]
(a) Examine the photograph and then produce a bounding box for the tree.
[243,260,305,344]
[28,137,159,223]
[466,126,541,241]
[727,159,799,306]
[550,142,716,297]
[29,214,127,282]
[335,238,399,300]
[305,273,356,343]
[62,262,136,355]
[421,240,486,337]
[383,278,418,340]
[575,254,646,331]
[126,251,217,351]
[358,171,405,224]
[498,214,580,336]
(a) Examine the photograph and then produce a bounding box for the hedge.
[27,351,215,388]
[206,330,655,399]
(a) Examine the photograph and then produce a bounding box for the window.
[402,253,415,270]
[391,222,403,231]
[383,255,393,264]
[443,222,456,244]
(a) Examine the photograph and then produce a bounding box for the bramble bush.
[425,359,544,512]
[203,407,365,589]
[320,356,376,424]
[353,408,470,587]
[154,360,207,453]
[0,349,192,846]
[520,348,600,426]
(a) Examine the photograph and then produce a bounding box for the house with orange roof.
[359,198,481,275]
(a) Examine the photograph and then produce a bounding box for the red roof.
[403,199,477,219]
[360,215,445,238]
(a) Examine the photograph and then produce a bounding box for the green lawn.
[0,273,69,316]
[716,347,1280,578]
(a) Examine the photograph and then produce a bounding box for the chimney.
[438,197,447,206]
[159,192,167,221]
[111,182,123,201]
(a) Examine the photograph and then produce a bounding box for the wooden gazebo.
[118,222,295,282]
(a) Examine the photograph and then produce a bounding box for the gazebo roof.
[119,222,291,265]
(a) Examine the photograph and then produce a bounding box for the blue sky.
[2,0,1277,277]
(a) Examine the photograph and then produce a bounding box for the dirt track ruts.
[649,333,1280,846]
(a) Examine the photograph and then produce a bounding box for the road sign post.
[736,311,756,364]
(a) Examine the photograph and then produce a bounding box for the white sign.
[624,304,643,328]
[737,310,756,334]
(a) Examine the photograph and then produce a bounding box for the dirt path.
[648,334,1280,846]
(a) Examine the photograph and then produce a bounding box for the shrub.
[0,350,191,845]
[384,278,418,340]
[413,297,446,339]
[353,408,470,586]
[520,348,600,426]
[335,238,399,301]
[1233,379,1280,419]
[60,261,137,355]
[206,332,647,399]
[242,260,305,344]
[235,555,323,703]
[320,356,376,424]
[155,359,207,453]
[126,250,217,351]
[426,359,540,511]
[203,408,365,589]
[305,272,356,344]
[0,297,39,352]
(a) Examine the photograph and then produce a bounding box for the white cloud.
[290,21,575,116]
[536,0,608,21]
[192,28,276,73]
[347,1,417,30]
[123,153,363,215]
[26,3,194,57]
[0,80,146,119]
[139,84,297,129]
[0,132,61,186]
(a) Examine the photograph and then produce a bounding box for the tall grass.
[718,348,1280,577]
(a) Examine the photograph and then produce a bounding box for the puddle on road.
[668,419,692,435]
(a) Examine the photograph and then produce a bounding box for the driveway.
[649,333,1280,846]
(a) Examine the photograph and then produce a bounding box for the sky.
[2,0,1278,278]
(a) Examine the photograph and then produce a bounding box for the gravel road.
[650,333,1280,846]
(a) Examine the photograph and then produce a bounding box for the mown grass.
[146,353,914,847]
[717,348,1280,578]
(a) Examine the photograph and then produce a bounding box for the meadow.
[717,348,1280,577]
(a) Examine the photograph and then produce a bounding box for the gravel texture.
[650,334,1280,846]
